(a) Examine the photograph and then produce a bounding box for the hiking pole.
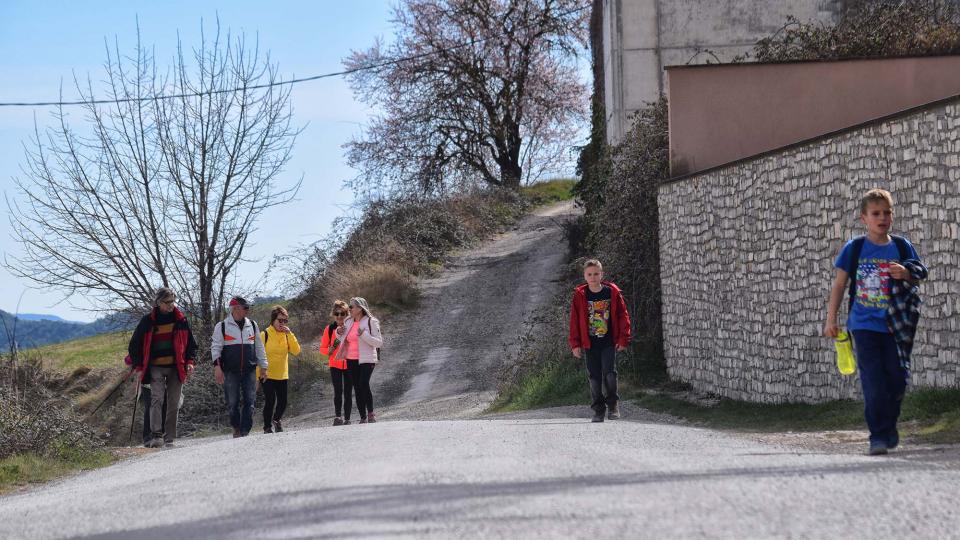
[88,367,136,418]
[128,378,142,443]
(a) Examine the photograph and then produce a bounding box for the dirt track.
[297,200,580,425]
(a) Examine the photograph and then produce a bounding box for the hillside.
[0,310,135,352]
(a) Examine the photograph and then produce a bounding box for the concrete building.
[602,0,843,143]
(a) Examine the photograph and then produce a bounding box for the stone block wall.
[658,98,960,403]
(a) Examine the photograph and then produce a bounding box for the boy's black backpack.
[846,235,910,311]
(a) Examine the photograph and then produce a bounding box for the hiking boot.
[273,420,283,433]
[367,412,377,423]
[359,417,368,424]
[868,441,889,456]
[232,428,241,439]
[333,417,344,426]
[343,419,352,425]
[591,411,605,423]
[146,437,164,448]
[263,426,273,434]
[608,402,621,420]
[164,441,175,448]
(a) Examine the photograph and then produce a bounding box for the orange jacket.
[319,322,346,370]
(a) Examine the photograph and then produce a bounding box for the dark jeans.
[585,345,619,413]
[330,367,353,419]
[224,370,257,435]
[140,385,168,445]
[262,379,289,429]
[348,360,376,417]
[852,330,906,446]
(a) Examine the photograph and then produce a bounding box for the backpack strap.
[846,236,866,312]
[891,235,910,262]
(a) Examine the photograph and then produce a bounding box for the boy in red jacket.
[569,259,632,422]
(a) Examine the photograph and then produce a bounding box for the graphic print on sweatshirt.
[856,258,892,309]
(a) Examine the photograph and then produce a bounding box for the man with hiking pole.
[127,288,199,448]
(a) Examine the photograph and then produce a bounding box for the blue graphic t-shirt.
[834,236,919,333]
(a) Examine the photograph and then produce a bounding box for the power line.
[0,5,588,108]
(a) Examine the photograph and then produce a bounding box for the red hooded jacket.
[568,281,631,350]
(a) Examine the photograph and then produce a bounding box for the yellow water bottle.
[835,330,856,376]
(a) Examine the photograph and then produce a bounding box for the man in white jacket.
[211,296,268,437]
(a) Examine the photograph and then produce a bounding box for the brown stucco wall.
[667,55,960,176]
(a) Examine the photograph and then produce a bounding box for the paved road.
[1,412,959,539]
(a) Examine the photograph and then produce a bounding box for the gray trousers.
[149,366,182,442]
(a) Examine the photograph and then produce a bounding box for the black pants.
[585,346,619,413]
[330,367,354,419]
[262,379,289,429]
[140,385,168,445]
[348,360,376,417]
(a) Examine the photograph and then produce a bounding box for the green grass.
[0,448,114,495]
[488,341,588,413]
[495,335,960,444]
[31,331,128,372]
[521,178,577,205]
[628,386,960,444]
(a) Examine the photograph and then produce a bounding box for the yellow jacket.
[257,325,301,380]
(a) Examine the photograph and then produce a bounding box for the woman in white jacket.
[336,297,383,423]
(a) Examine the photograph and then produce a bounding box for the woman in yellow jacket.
[258,305,301,433]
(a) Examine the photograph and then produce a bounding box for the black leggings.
[262,379,289,428]
[347,360,376,417]
[330,367,354,419]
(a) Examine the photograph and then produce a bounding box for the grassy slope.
[31,331,129,372]
[0,448,114,495]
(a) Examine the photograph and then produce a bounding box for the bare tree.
[344,0,588,198]
[6,23,301,331]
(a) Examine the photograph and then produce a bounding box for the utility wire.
[0,4,588,108]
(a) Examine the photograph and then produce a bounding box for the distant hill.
[0,310,137,352]
[15,313,77,323]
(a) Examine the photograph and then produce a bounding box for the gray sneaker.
[608,402,621,420]
[868,441,888,456]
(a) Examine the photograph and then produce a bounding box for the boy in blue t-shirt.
[823,188,922,456]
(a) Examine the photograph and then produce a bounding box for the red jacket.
[568,281,631,350]
[128,307,198,383]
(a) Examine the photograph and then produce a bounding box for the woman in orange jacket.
[319,300,352,425]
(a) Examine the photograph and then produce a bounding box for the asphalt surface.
[4,200,960,539]
[2,414,959,539]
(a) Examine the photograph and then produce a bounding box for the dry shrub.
[0,357,103,459]
[750,1,960,62]
[326,263,419,310]
[289,188,527,328]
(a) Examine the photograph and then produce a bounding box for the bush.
[290,188,530,331]
[750,2,960,63]
[0,358,103,460]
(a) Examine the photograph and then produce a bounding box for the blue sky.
[0,1,394,322]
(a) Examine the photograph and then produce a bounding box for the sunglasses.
[277,318,289,324]
[334,311,347,317]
